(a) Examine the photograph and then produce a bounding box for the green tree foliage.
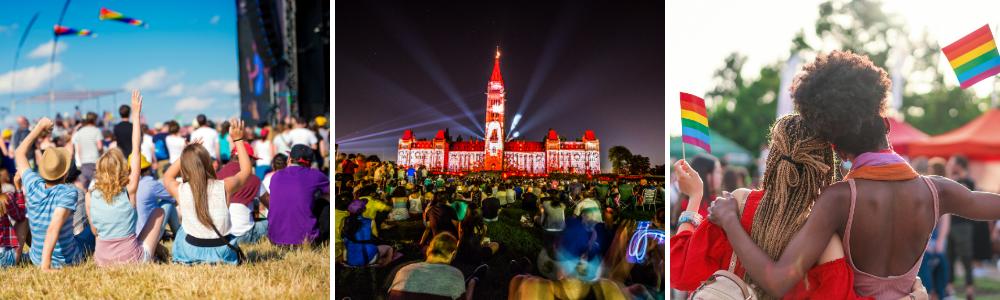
[628,154,651,175]
[608,145,632,175]
[703,0,991,159]
[704,53,781,160]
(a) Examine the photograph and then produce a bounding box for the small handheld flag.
[680,92,711,159]
[942,24,1000,90]
[99,7,147,28]
[54,25,94,37]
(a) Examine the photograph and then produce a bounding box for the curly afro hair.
[791,50,891,156]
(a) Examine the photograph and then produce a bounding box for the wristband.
[232,138,243,142]
[678,211,704,227]
[909,294,915,300]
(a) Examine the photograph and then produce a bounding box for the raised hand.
[130,90,143,113]
[184,137,204,149]
[36,117,54,132]
[229,117,245,141]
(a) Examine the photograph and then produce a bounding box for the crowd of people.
[0,89,331,270]
[669,50,1000,300]
[334,159,667,299]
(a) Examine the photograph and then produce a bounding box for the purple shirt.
[267,166,330,245]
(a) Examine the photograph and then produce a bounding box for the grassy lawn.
[952,276,1000,300]
[334,199,657,300]
[0,237,330,299]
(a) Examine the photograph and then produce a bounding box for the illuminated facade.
[397,50,600,175]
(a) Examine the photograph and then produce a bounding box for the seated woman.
[672,114,926,300]
[388,186,409,221]
[342,199,393,267]
[454,203,500,265]
[86,92,167,266]
[163,117,253,265]
[0,174,27,267]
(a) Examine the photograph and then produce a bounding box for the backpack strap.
[726,189,753,273]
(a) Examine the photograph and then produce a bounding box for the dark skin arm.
[708,185,851,297]
[712,176,1000,298]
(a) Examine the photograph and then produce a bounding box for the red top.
[216,161,261,207]
[671,190,869,300]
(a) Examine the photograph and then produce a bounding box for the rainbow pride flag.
[54,25,93,37]
[99,7,147,27]
[680,92,711,153]
[943,24,1000,89]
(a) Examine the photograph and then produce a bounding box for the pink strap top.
[843,177,939,299]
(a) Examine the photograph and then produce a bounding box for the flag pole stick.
[682,141,686,162]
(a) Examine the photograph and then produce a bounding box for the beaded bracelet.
[678,211,704,227]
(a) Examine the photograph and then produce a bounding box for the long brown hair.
[91,148,129,204]
[744,114,835,298]
[180,144,219,229]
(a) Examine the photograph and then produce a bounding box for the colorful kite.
[680,92,711,154]
[54,25,93,37]
[99,7,147,28]
[942,24,1000,89]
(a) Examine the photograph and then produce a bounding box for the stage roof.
[14,90,123,103]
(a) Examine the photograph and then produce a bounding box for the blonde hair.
[91,148,129,204]
[426,232,458,260]
[745,114,835,298]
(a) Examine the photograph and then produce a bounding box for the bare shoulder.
[811,181,854,221]
[731,188,753,200]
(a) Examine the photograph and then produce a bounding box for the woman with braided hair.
[671,114,927,300]
[708,50,1000,300]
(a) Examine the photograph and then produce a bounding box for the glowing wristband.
[627,221,666,264]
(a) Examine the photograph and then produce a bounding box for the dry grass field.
[0,238,330,299]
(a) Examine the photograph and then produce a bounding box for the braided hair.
[743,114,836,298]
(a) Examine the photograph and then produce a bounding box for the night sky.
[335,1,665,171]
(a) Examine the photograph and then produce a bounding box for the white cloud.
[174,97,216,112]
[27,40,68,59]
[0,62,63,93]
[159,79,238,97]
[122,67,183,91]
[210,15,220,24]
[0,24,18,36]
[159,83,185,97]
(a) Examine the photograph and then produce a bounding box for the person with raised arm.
[16,117,83,271]
[163,117,252,265]
[86,90,167,266]
[709,50,1000,299]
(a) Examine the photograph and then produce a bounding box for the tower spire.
[491,48,503,84]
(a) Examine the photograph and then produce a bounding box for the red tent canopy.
[909,108,1000,159]
[887,117,928,156]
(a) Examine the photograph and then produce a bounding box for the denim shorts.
[0,247,16,268]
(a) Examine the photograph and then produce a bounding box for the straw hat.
[39,147,72,181]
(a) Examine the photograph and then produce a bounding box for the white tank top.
[254,140,273,165]
[177,179,231,239]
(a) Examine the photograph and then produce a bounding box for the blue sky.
[0,0,239,127]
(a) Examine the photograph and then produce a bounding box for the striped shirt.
[23,170,82,268]
[73,126,102,164]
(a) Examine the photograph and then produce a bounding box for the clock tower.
[483,49,505,171]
